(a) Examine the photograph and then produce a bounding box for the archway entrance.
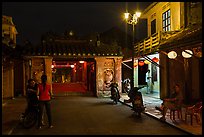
[51,59,96,96]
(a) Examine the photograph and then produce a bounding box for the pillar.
[114,58,122,93]
[44,57,53,94]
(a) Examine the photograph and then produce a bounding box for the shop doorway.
[138,64,148,85]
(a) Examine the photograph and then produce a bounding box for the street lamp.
[124,11,141,89]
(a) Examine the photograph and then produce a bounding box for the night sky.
[2,2,152,45]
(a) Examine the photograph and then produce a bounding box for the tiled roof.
[159,24,202,51]
[22,40,123,58]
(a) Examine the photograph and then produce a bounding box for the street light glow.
[135,12,141,18]
[124,12,141,25]
[124,11,141,88]
[124,12,130,19]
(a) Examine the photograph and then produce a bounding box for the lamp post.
[124,12,141,89]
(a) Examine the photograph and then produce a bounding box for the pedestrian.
[24,79,38,115]
[107,82,120,104]
[37,74,53,129]
[145,69,151,94]
[156,83,183,121]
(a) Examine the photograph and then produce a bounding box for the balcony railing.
[134,30,181,56]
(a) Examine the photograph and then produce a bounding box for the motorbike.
[20,102,39,129]
[109,83,120,104]
[124,87,145,117]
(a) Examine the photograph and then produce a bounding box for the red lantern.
[138,61,144,66]
[152,57,159,62]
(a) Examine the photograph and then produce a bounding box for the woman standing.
[37,74,53,129]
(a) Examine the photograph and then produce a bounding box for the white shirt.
[146,72,150,82]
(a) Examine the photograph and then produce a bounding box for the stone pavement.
[119,93,202,135]
[2,97,27,135]
[2,94,202,135]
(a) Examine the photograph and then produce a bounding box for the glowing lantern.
[182,50,193,58]
[70,65,74,68]
[138,61,144,66]
[152,57,159,62]
[168,51,177,59]
[144,60,150,64]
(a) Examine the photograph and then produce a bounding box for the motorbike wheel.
[114,94,119,104]
[22,110,38,129]
[114,98,118,104]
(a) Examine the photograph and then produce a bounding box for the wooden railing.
[134,30,181,56]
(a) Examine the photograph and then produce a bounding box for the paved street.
[2,95,189,135]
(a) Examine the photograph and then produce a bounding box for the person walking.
[145,69,151,94]
[37,74,53,129]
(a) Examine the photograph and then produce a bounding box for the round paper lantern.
[167,51,177,59]
[138,61,144,66]
[144,60,150,64]
[182,50,193,58]
[152,57,159,62]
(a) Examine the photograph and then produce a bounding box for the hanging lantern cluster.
[137,56,159,67]
[167,49,193,59]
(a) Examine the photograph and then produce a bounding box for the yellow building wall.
[2,15,18,45]
[141,2,182,37]
[2,15,18,100]
[2,64,14,99]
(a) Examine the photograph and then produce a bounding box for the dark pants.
[38,100,52,127]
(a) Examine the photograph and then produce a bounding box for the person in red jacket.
[37,74,53,129]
